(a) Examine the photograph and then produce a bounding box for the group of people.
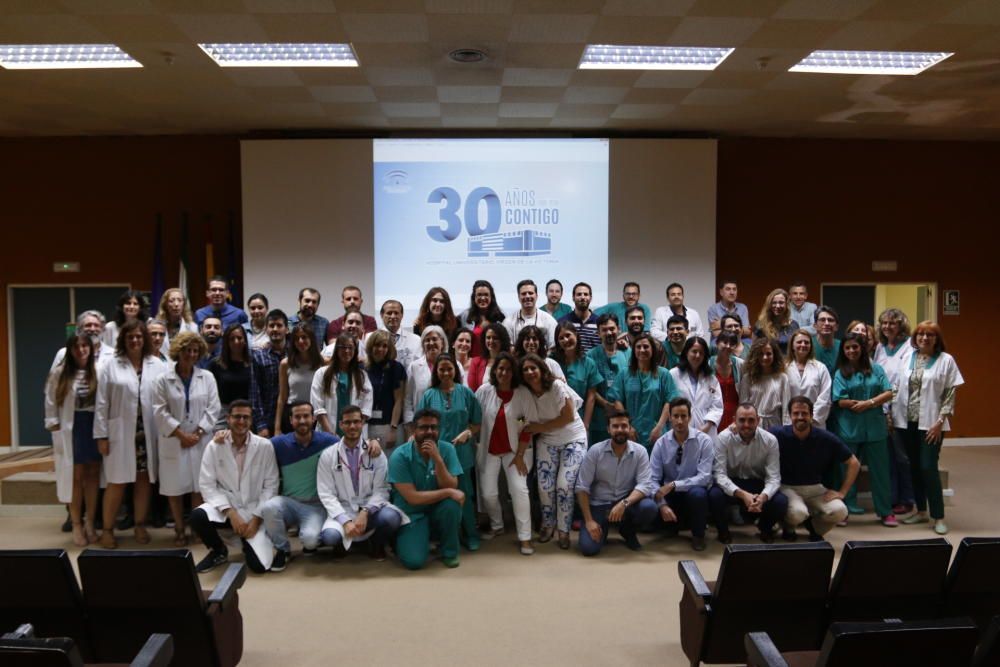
[43,275,963,570]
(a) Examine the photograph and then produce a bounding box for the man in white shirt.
[365,299,421,369]
[503,279,557,349]
[652,283,705,342]
[708,403,788,544]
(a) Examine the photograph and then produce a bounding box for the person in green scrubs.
[552,322,602,430]
[608,333,679,451]
[415,354,482,550]
[832,333,896,526]
[388,409,465,569]
[811,306,842,376]
[595,282,652,333]
[662,315,689,369]
[585,314,630,444]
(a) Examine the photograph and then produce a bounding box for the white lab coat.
[651,306,705,342]
[197,432,279,570]
[93,355,168,484]
[316,441,409,549]
[310,366,374,433]
[50,344,115,373]
[43,369,96,503]
[404,356,433,424]
[891,352,964,432]
[152,364,221,496]
[669,367,724,439]
[503,309,558,349]
[158,320,199,358]
[474,384,537,470]
[784,359,833,429]
[874,342,914,387]
[365,328,422,369]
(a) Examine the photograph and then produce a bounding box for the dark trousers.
[888,429,916,507]
[660,486,709,538]
[189,507,267,573]
[708,479,788,535]
[898,423,945,519]
[579,497,657,556]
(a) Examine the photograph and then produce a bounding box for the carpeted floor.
[2,445,998,666]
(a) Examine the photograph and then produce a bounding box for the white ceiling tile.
[498,101,559,117]
[380,101,441,116]
[501,67,572,86]
[508,13,595,43]
[340,13,429,42]
[437,85,501,102]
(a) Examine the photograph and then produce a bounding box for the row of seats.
[678,536,1000,666]
[1,623,173,667]
[0,549,246,667]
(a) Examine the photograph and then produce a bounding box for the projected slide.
[374,138,608,323]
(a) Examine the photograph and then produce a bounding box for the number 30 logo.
[426,187,501,242]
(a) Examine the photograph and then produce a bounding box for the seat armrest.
[678,560,712,612]
[745,632,789,667]
[207,563,247,610]
[130,633,174,667]
[1,623,34,640]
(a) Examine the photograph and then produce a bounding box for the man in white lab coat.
[191,399,279,574]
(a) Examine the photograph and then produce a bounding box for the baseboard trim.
[944,437,1000,447]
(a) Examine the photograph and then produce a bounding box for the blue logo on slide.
[468,231,551,257]
[382,170,411,194]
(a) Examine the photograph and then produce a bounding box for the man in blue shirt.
[789,282,818,332]
[649,398,715,551]
[576,410,657,556]
[771,395,859,541]
[707,279,751,345]
[250,309,288,437]
[194,276,248,329]
[288,287,329,348]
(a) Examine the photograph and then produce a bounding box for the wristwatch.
[621,498,630,508]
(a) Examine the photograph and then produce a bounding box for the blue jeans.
[319,507,402,549]
[661,486,710,538]
[260,496,327,552]
[708,479,788,535]
[579,497,657,557]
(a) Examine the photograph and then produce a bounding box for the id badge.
[179,418,198,434]
[371,409,383,420]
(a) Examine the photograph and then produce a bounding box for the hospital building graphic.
[467,230,552,257]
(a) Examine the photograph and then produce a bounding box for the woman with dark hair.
[154,287,198,356]
[102,290,149,348]
[784,329,833,429]
[312,333,372,435]
[718,314,749,360]
[458,280,505,357]
[892,321,963,535]
[513,325,565,381]
[275,323,323,435]
[153,331,221,546]
[608,333,678,450]
[833,332,895,527]
[364,330,406,451]
[475,352,537,554]
[417,354,482,550]
[753,288,797,349]
[552,321,601,428]
[847,320,878,359]
[466,322,510,392]
[709,331,743,431]
[874,307,915,515]
[244,292,270,350]
[451,327,474,376]
[521,353,587,549]
[412,287,458,338]
[45,334,101,546]
[669,337,722,440]
[738,338,791,430]
[210,323,252,430]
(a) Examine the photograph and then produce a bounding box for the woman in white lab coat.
[784,329,833,429]
[311,334,373,435]
[153,331,221,546]
[669,337,723,440]
[874,308,916,514]
[101,289,148,348]
[403,325,448,427]
[44,334,101,546]
[93,320,168,549]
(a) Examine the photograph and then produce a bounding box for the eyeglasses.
[229,414,251,421]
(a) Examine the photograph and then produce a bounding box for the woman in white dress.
[738,338,791,430]
[784,329,833,429]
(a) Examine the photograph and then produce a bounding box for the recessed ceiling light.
[579,45,734,70]
[198,43,359,67]
[790,50,953,75]
[0,44,140,70]
[449,48,487,64]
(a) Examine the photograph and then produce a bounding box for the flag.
[179,213,190,301]
[205,214,215,283]
[227,210,241,308]
[150,214,165,313]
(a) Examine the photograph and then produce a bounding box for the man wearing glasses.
[649,398,715,551]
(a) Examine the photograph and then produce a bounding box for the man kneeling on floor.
[317,405,407,561]
[576,410,657,556]
[192,400,279,573]
[771,395,860,541]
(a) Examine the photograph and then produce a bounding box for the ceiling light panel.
[198,43,359,68]
[790,50,953,75]
[579,45,734,71]
[0,44,141,70]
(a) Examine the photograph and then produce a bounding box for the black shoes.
[270,550,291,572]
[691,535,706,551]
[195,550,229,574]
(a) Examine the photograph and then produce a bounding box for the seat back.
[817,618,979,666]
[972,615,1000,667]
[703,542,835,663]
[0,637,83,667]
[0,550,91,660]
[78,549,216,667]
[944,537,1000,630]
[829,538,952,622]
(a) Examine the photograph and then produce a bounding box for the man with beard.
[197,316,223,369]
[504,279,557,349]
[662,315,689,369]
[586,314,630,444]
[771,395,859,541]
[576,410,657,556]
[288,287,329,348]
[325,285,378,340]
[596,282,652,335]
[559,282,600,352]
[194,276,247,329]
[250,309,289,438]
[652,283,704,342]
[50,310,115,370]
[616,305,647,352]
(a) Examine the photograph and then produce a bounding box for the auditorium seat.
[77,549,245,667]
[0,550,93,661]
[828,538,952,623]
[744,618,980,667]
[943,537,1000,630]
[971,616,1000,667]
[0,629,172,667]
[678,542,834,666]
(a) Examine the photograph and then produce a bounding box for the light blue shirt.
[790,302,818,330]
[706,301,751,344]
[649,429,715,498]
[576,439,655,504]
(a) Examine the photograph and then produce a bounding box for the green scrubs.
[607,367,679,451]
[813,336,842,433]
[545,303,573,320]
[594,301,652,332]
[585,346,629,445]
[416,386,482,547]
[561,356,603,422]
[664,344,684,370]
[388,439,464,570]
[335,371,351,436]
[833,364,892,517]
